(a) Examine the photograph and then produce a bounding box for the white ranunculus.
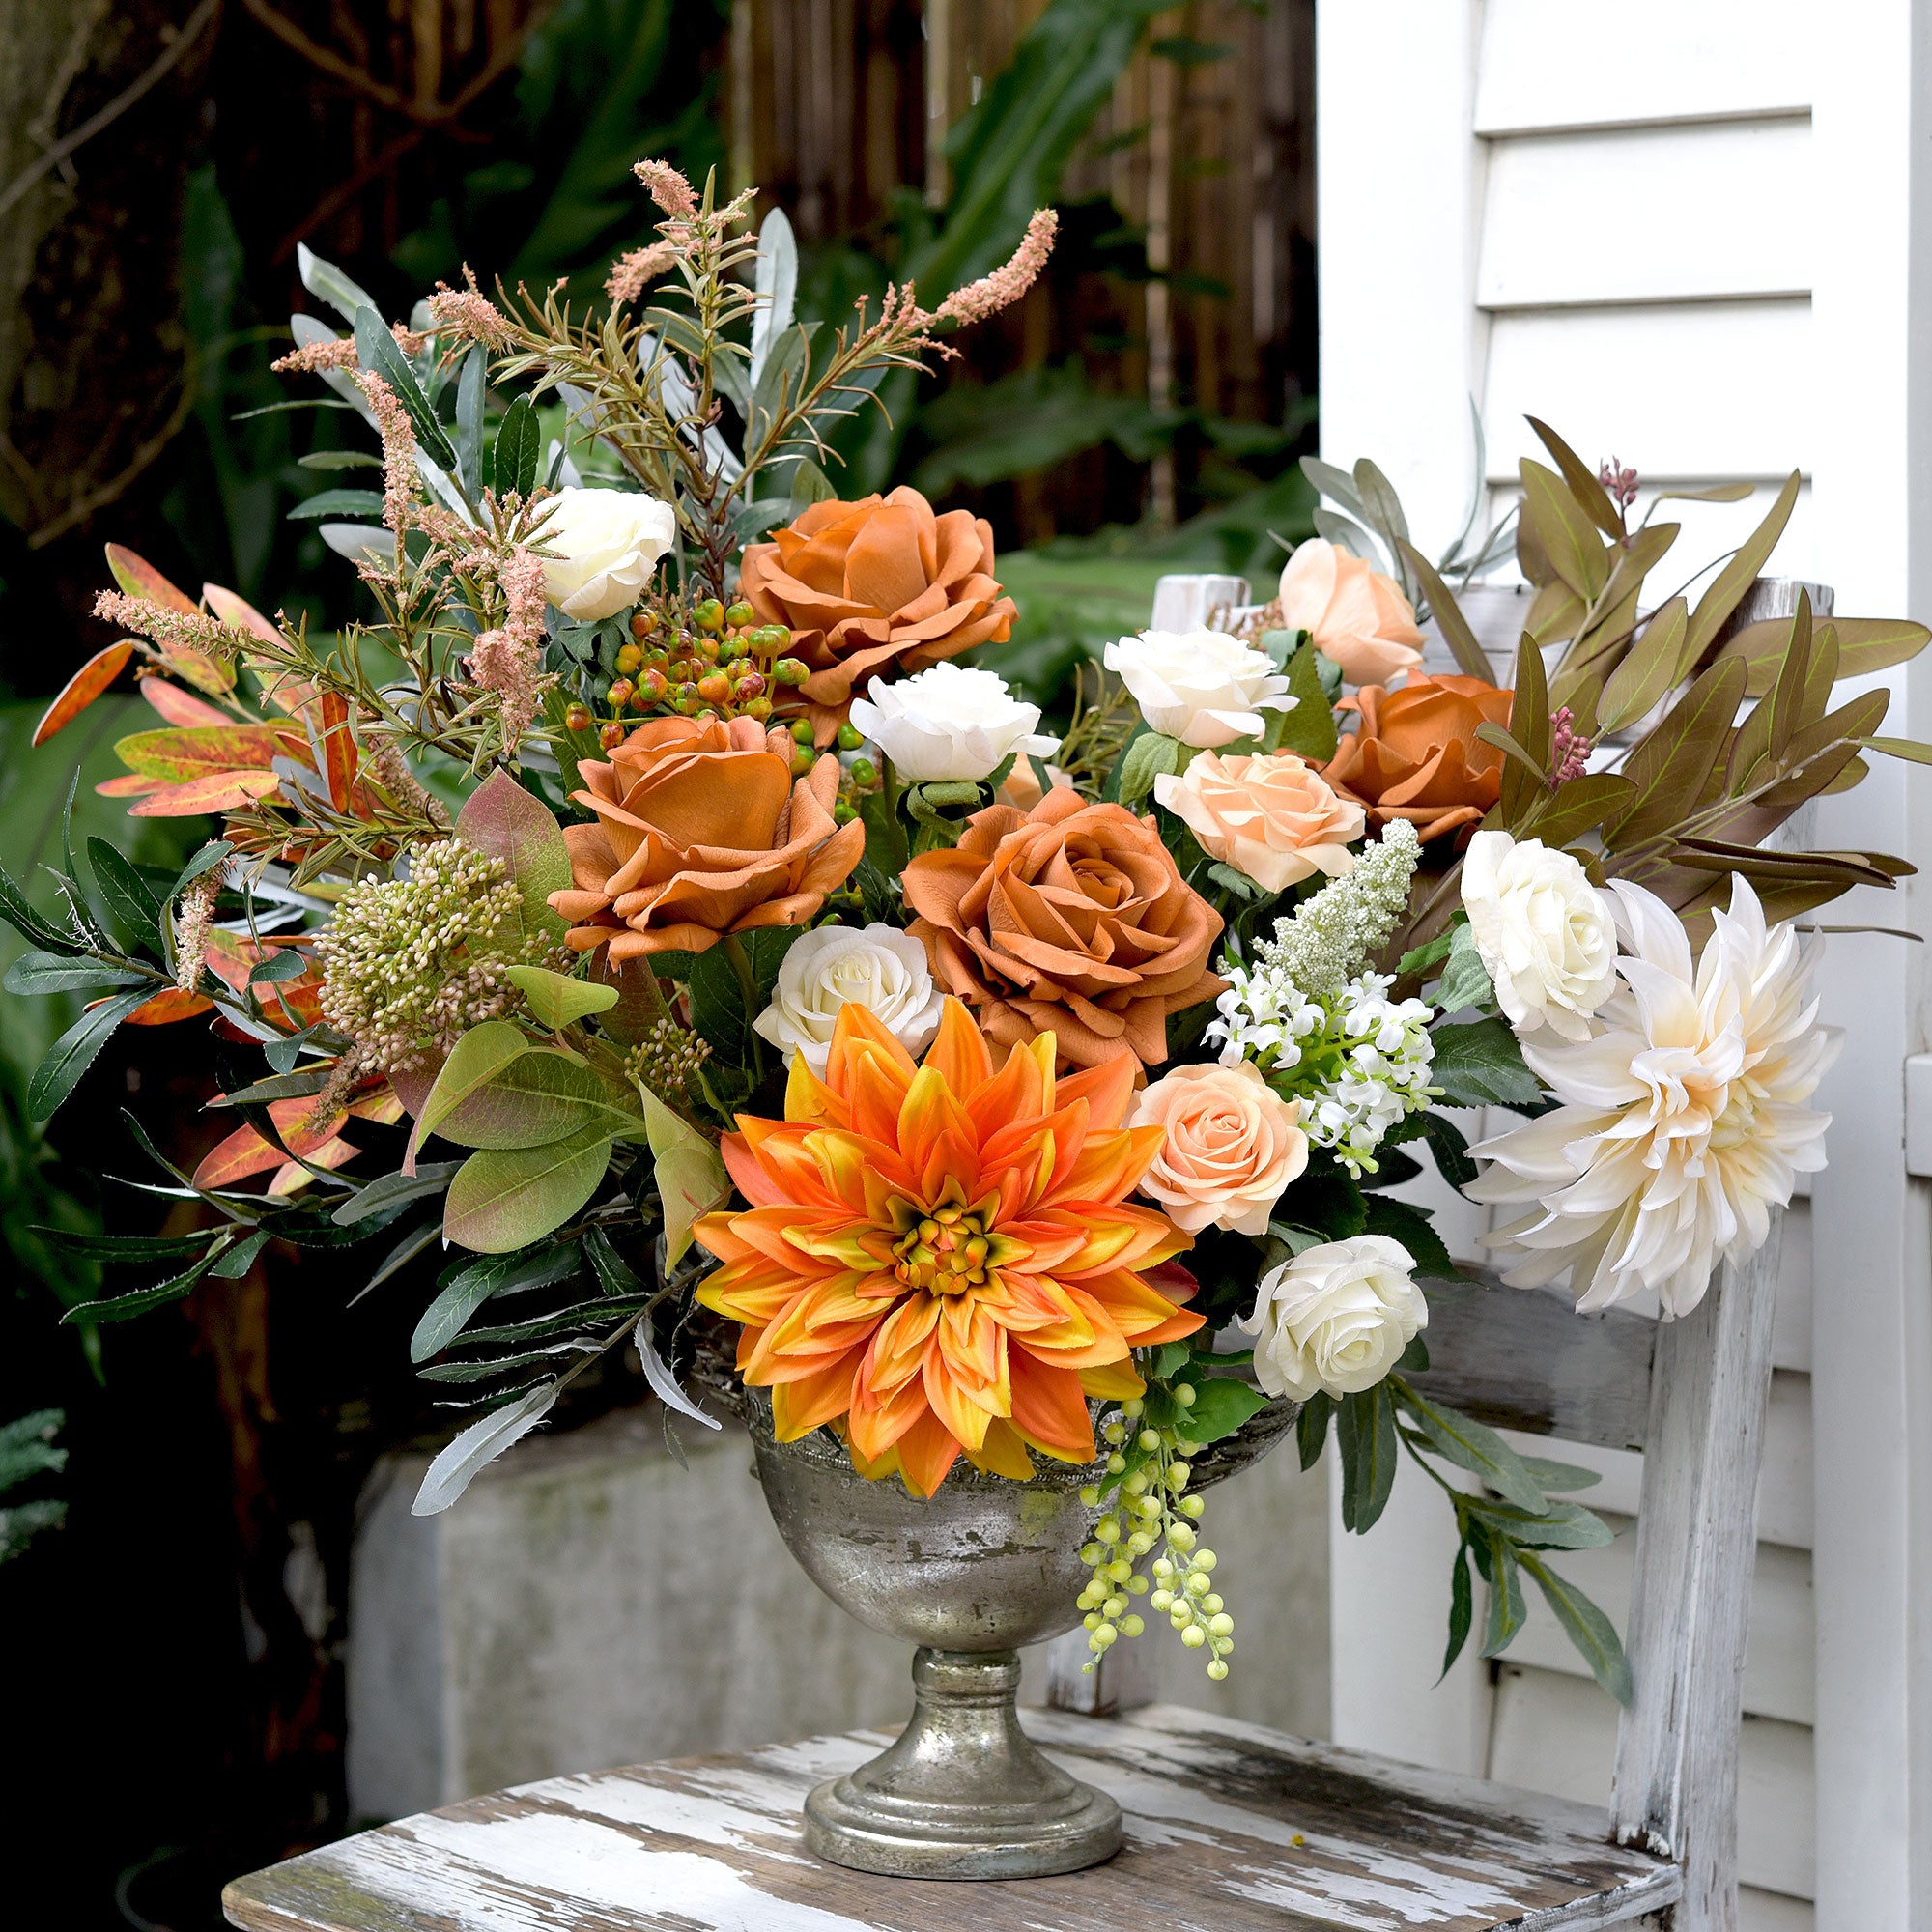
[1102,628,1295,749]
[846,663,1061,783]
[753,923,947,1074]
[534,487,677,620]
[1239,1234,1427,1401]
[1462,830,1617,1042]
[1468,875,1838,1317]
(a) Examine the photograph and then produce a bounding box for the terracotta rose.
[738,485,1017,740]
[551,715,865,958]
[1321,674,1515,843]
[901,788,1225,1072]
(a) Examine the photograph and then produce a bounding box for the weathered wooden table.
[222,1703,1676,1930]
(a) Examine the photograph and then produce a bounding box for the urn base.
[802,1648,1122,1880]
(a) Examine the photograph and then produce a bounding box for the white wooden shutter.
[1314,5,1932,1927]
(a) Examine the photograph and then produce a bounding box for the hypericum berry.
[848,756,877,788]
[607,677,634,709]
[693,597,724,633]
[789,719,814,744]
[696,635,722,664]
[564,702,592,733]
[599,722,626,749]
[615,642,642,674]
[696,671,732,705]
[837,721,865,751]
[773,657,809,686]
[635,668,668,706]
[734,669,766,701]
[630,609,660,639]
[744,695,773,722]
[725,600,754,628]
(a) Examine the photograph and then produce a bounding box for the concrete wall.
[346,1400,1331,1823]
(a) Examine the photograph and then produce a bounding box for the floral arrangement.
[11,162,1928,1704]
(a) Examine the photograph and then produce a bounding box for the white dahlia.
[1466,875,1838,1317]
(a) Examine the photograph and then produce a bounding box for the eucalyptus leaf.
[1396,1381,1548,1513]
[411,1382,558,1516]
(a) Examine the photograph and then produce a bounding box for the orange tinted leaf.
[318,689,355,810]
[269,1138,359,1196]
[347,1085,408,1125]
[105,543,196,612]
[115,724,298,781]
[34,643,132,745]
[202,582,280,643]
[128,770,282,816]
[192,1097,351,1189]
[96,774,162,797]
[124,988,215,1025]
[140,678,232,727]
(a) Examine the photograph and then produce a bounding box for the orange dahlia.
[694,998,1204,1495]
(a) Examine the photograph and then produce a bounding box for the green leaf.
[170,838,233,901]
[1500,631,1554,825]
[1180,1375,1269,1444]
[1598,596,1690,732]
[1441,1540,1475,1679]
[1396,1381,1548,1512]
[1861,734,1932,765]
[1295,1390,1334,1470]
[455,768,571,945]
[1273,642,1342,760]
[208,1230,271,1280]
[443,1126,614,1254]
[3,952,146,995]
[0,860,81,953]
[1481,1530,1528,1656]
[287,488,386,521]
[1603,655,1748,851]
[1337,1382,1399,1533]
[688,927,806,1068]
[1517,1454,1603,1493]
[1685,470,1801,660]
[29,1227,214,1263]
[1520,459,1611,600]
[419,1022,538,1140]
[1519,772,1635,850]
[412,1240,583,1362]
[354,304,459,469]
[1525,417,1622,540]
[1464,1494,1616,1550]
[1361,1195,1460,1283]
[412,1381,559,1516]
[1118,729,1186,806]
[1396,930,1454,979]
[455,343,487,498]
[27,990,151,1122]
[432,1048,640,1151]
[248,949,308,985]
[332,1161,464,1226]
[1389,1109,1481,1192]
[640,1088,729,1265]
[1398,541,1496,683]
[507,964,619,1029]
[1427,1016,1544,1109]
[62,1248,219,1324]
[583,1224,646,1298]
[86,838,164,948]
[1519,1550,1634,1704]
[492,394,541,498]
[1434,921,1492,1017]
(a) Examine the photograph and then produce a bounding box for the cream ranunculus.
[535,487,677,620]
[1462,830,1617,1042]
[752,922,947,1074]
[1103,628,1295,749]
[1278,538,1426,687]
[1128,1060,1308,1235]
[1154,750,1364,893]
[1467,875,1839,1317]
[1239,1234,1427,1401]
[847,662,1061,783]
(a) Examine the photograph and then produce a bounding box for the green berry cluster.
[1074,1382,1235,1680]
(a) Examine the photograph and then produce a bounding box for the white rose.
[753,923,946,1074]
[534,487,677,620]
[1462,830,1617,1043]
[1102,628,1294,748]
[846,663,1061,783]
[1239,1235,1426,1401]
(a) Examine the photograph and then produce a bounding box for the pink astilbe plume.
[427,270,514,350]
[607,240,678,306]
[93,592,240,660]
[465,547,549,740]
[633,158,697,220]
[271,337,362,375]
[934,210,1058,328]
[355,372,419,541]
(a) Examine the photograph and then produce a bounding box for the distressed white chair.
[221,574,1786,1932]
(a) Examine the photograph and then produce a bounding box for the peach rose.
[1129,1061,1308,1236]
[1153,751,1364,894]
[1321,674,1515,843]
[901,787,1225,1072]
[550,715,865,958]
[739,485,1017,740]
[1279,538,1426,686]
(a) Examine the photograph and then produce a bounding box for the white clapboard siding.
[1478,121,1812,309]
[1487,1665,1816,1902]
[1473,0,1808,135]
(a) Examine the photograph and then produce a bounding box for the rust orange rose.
[1279,538,1426,686]
[901,787,1225,1072]
[738,485,1017,740]
[550,714,864,958]
[1321,674,1515,843]
[1153,750,1364,893]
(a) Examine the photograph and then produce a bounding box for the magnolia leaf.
[1685,469,1801,659]
[430,1049,638,1151]
[456,770,572,944]
[443,1125,615,1253]
[1861,734,1932,765]
[1399,541,1494,683]
[412,1382,558,1516]
[1603,656,1747,851]
[640,1088,728,1265]
[507,964,619,1030]
[1520,772,1634,849]
[1520,460,1611,601]
[1598,596,1688,731]
[1525,417,1622,539]
[1652,481,1756,505]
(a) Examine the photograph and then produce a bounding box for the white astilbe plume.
[1467,875,1839,1317]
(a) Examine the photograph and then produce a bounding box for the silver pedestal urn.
[745,1391,1296,1880]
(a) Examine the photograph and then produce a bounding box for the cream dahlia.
[1467,876,1838,1317]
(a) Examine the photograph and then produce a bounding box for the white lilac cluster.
[1264,816,1420,996]
[1207,964,1434,1176]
